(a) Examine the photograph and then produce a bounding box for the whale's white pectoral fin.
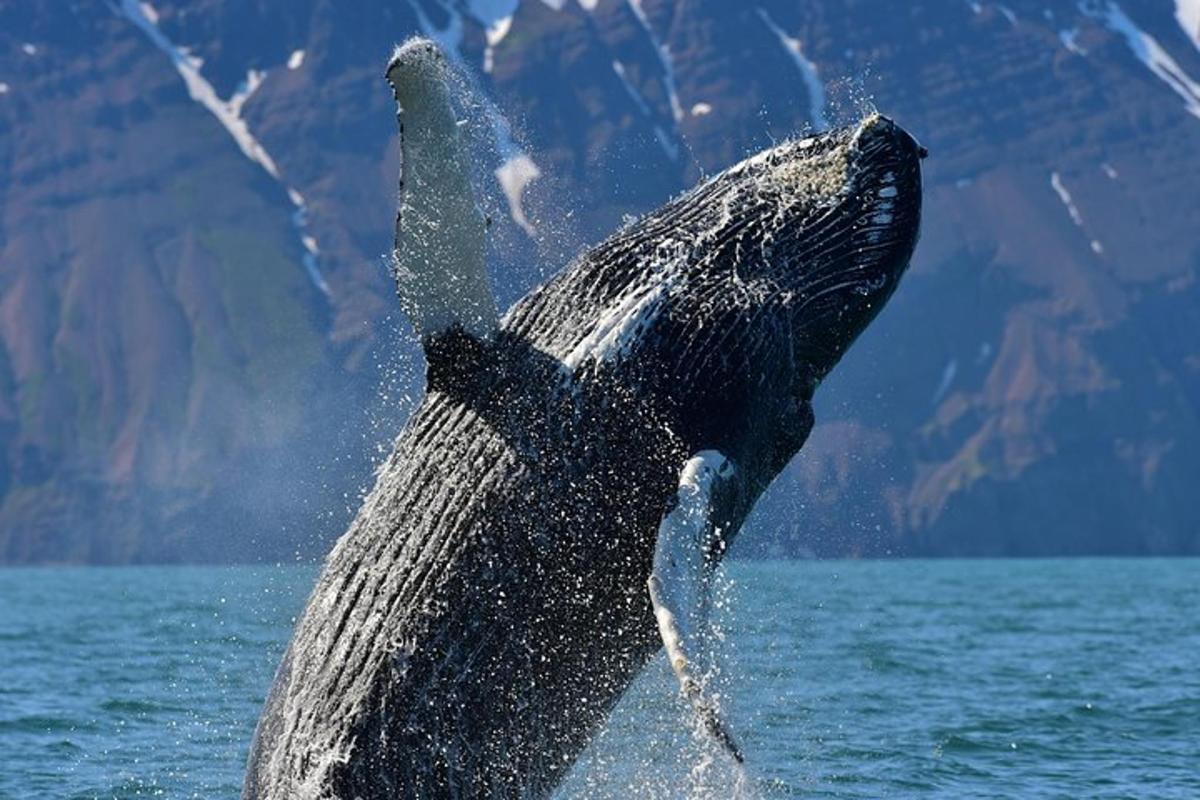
[648,450,745,764]
[386,38,498,344]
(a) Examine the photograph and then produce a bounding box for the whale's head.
[739,114,924,388]
[605,114,924,466]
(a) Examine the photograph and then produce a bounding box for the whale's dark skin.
[243,42,924,800]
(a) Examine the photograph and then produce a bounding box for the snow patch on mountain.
[653,127,680,161]
[933,359,958,405]
[1059,27,1087,54]
[466,0,518,73]
[627,0,685,123]
[613,60,651,116]
[406,0,543,235]
[230,69,266,117]
[1177,0,1200,51]
[1080,1,1200,119]
[757,9,829,131]
[1051,172,1083,225]
[613,60,680,160]
[1050,171,1104,254]
[483,16,513,72]
[496,155,542,236]
[119,0,331,296]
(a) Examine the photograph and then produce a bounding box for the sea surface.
[0,558,1196,799]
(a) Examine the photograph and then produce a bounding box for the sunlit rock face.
[2,0,1200,564]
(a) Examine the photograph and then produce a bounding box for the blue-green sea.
[1,559,1197,799]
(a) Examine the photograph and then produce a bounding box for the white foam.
[757,9,829,131]
[691,101,713,116]
[0,82,8,95]
[21,43,37,56]
[1081,1,1200,119]
[287,49,305,70]
[1101,162,1119,179]
[998,5,1019,25]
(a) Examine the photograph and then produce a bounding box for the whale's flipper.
[648,451,745,764]
[387,38,498,353]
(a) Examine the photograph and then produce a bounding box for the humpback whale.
[244,37,925,800]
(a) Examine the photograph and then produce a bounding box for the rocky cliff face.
[1,0,1197,562]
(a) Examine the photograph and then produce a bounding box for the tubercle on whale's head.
[758,113,925,390]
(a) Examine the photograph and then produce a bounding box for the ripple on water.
[1,559,1198,799]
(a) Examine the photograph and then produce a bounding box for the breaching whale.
[243,37,925,800]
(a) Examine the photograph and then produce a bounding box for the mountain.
[0,0,1197,563]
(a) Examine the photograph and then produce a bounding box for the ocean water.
[0,559,1196,799]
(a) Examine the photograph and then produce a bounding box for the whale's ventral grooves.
[243,38,924,800]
